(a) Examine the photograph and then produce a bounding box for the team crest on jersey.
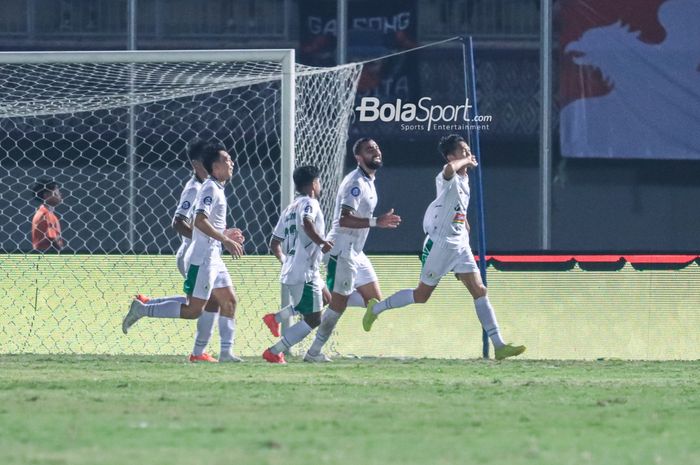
[181,201,191,210]
[203,196,212,206]
[350,186,360,197]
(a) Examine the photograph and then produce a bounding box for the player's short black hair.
[293,165,320,192]
[32,178,59,202]
[438,134,466,158]
[186,137,208,162]
[201,141,227,174]
[352,137,374,155]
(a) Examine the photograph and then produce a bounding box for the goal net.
[0,50,363,355]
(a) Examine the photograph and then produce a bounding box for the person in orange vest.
[31,179,64,251]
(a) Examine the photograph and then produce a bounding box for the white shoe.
[219,352,244,363]
[303,352,332,363]
[122,299,145,334]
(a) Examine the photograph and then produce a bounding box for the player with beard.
[304,138,401,362]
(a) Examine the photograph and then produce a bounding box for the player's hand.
[322,286,332,306]
[223,238,244,259]
[224,227,245,244]
[377,208,401,229]
[466,153,478,169]
[320,240,334,254]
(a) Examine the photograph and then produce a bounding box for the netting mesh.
[0,55,363,355]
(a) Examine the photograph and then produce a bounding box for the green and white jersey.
[173,176,203,251]
[188,177,227,265]
[327,167,377,255]
[422,170,470,250]
[278,195,326,285]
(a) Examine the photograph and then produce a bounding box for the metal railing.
[0,0,539,48]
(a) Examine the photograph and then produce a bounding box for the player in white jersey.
[122,142,246,362]
[362,134,526,360]
[259,166,333,364]
[304,138,402,362]
[132,138,244,362]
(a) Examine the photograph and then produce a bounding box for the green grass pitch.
[1,355,699,465]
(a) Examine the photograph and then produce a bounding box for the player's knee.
[471,285,487,299]
[303,312,321,329]
[413,289,431,304]
[181,304,204,320]
[218,298,236,318]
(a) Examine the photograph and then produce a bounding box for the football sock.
[219,316,236,356]
[275,304,297,322]
[307,308,342,356]
[346,291,365,308]
[144,300,182,318]
[270,321,313,355]
[192,310,218,356]
[144,295,187,305]
[474,296,505,348]
[372,289,415,315]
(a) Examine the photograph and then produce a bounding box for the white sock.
[270,321,313,355]
[474,296,505,348]
[346,291,365,308]
[219,316,236,356]
[145,295,187,305]
[373,289,415,315]
[192,310,218,356]
[145,300,181,318]
[307,308,342,356]
[274,304,298,322]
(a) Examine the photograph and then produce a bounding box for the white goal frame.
[0,49,298,243]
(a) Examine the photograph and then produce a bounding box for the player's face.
[312,178,322,197]
[356,140,383,170]
[448,141,472,160]
[45,187,62,206]
[214,151,234,182]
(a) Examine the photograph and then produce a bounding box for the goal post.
[0,49,362,355]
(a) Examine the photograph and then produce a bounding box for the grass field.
[3,254,700,359]
[1,355,699,465]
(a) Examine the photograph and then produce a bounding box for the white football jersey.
[423,170,470,249]
[187,177,227,265]
[173,176,203,250]
[271,203,292,258]
[327,167,377,255]
[278,196,326,285]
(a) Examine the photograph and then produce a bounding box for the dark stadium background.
[1,0,698,254]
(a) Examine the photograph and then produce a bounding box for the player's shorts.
[419,236,479,287]
[182,258,232,300]
[325,250,378,296]
[282,277,323,314]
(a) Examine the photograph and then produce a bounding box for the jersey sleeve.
[339,182,362,212]
[194,183,215,218]
[271,213,285,241]
[173,183,198,221]
[301,198,319,222]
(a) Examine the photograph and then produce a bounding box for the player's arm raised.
[194,212,244,258]
[338,207,401,229]
[442,153,478,180]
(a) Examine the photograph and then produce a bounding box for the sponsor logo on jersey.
[203,196,212,206]
[181,201,191,210]
[350,186,361,197]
